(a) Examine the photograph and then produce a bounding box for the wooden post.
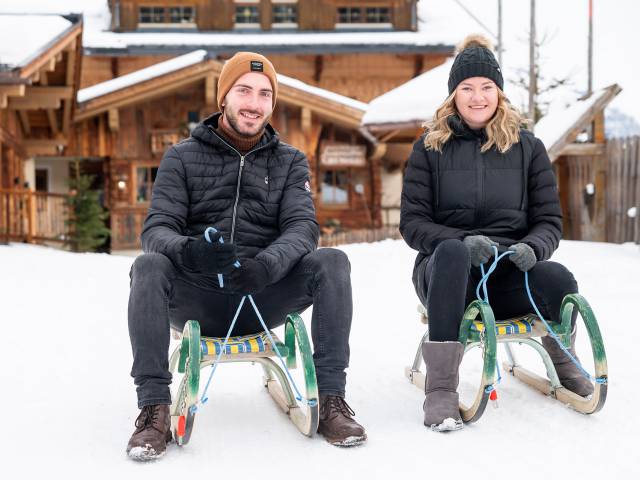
[27,189,36,243]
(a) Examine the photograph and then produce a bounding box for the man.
[126,52,367,461]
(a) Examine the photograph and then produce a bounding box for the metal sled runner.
[405,293,608,423]
[169,313,319,446]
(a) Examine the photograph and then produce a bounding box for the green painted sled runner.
[405,293,608,423]
[169,313,319,446]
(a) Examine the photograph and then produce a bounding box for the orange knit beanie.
[217,52,278,111]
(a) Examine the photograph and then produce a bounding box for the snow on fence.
[606,136,640,244]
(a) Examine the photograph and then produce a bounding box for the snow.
[277,74,367,111]
[362,59,452,126]
[0,15,73,69]
[77,50,208,103]
[1,239,639,478]
[534,87,608,151]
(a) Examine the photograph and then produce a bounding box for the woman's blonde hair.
[422,88,528,154]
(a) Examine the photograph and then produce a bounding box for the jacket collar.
[191,112,280,153]
[448,114,487,142]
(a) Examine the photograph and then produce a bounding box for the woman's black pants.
[415,239,578,342]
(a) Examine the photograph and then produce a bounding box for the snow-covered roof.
[0,14,73,70]
[77,49,367,115]
[0,0,483,54]
[277,75,367,112]
[535,87,614,151]
[362,58,452,126]
[77,49,208,103]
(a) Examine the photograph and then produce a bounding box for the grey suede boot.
[542,325,594,397]
[422,341,464,432]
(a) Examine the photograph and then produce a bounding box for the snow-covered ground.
[1,239,638,478]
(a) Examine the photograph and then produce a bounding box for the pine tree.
[66,175,110,252]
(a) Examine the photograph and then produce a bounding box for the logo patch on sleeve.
[304,180,311,192]
[250,61,264,72]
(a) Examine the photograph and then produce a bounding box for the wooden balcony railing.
[0,189,71,244]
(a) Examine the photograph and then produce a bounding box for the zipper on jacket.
[475,139,485,225]
[230,155,245,243]
[207,126,270,243]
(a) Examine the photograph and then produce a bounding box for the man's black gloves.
[228,258,270,295]
[183,231,238,274]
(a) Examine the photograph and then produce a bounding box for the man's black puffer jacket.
[141,113,319,290]
[400,116,562,278]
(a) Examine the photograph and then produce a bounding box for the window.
[273,5,298,24]
[321,170,349,206]
[139,6,196,26]
[136,166,159,203]
[336,6,391,25]
[169,6,195,24]
[139,6,165,23]
[337,7,361,23]
[366,7,390,23]
[235,5,260,24]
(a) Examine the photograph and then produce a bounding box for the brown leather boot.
[317,395,367,447]
[126,404,172,461]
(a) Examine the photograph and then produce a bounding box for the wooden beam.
[108,109,119,132]
[24,86,74,99]
[0,94,7,109]
[0,85,26,98]
[559,143,606,157]
[380,129,402,143]
[301,107,312,133]
[7,86,73,110]
[98,115,107,157]
[40,72,60,136]
[24,139,68,157]
[18,111,31,136]
[43,57,57,74]
[62,45,78,135]
[8,96,62,110]
[0,126,26,157]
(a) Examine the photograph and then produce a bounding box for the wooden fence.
[0,189,70,244]
[606,136,640,244]
[319,226,401,247]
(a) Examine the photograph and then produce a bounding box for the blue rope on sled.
[190,227,317,414]
[475,246,605,385]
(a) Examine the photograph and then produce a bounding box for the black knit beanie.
[448,34,503,94]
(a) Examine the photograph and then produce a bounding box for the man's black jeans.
[128,248,352,408]
[414,239,578,342]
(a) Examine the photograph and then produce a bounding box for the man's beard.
[224,107,270,137]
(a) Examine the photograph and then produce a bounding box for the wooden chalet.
[82,0,453,103]
[0,14,83,244]
[73,51,384,249]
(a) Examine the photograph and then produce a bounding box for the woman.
[400,35,593,432]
